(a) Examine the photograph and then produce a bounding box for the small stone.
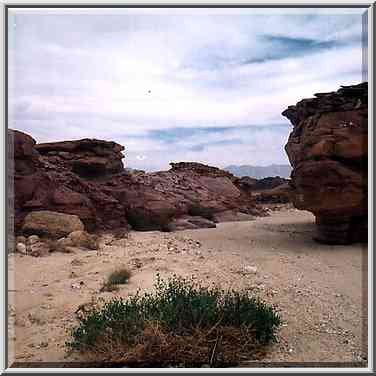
[27,235,40,245]
[16,236,27,244]
[130,258,143,268]
[71,258,85,266]
[16,243,27,254]
[29,242,50,257]
[57,237,74,250]
[243,265,257,274]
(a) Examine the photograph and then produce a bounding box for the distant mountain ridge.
[224,164,292,179]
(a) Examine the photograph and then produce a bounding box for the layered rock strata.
[10,132,264,234]
[282,82,368,244]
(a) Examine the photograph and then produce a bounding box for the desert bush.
[100,268,131,292]
[67,274,281,367]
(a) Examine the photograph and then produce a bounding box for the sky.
[8,8,367,171]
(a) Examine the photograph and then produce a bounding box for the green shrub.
[100,268,131,292]
[67,274,281,367]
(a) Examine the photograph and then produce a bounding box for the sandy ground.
[8,207,368,367]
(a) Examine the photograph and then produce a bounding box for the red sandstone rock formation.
[282,82,368,244]
[10,133,263,234]
[11,131,128,232]
[35,138,125,178]
[98,162,262,231]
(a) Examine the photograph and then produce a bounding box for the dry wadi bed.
[8,206,368,367]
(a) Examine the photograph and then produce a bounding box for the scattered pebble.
[16,243,27,254]
[243,265,257,274]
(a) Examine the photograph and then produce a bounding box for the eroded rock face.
[10,130,41,175]
[35,138,125,178]
[255,183,291,204]
[11,132,264,234]
[170,162,237,180]
[282,82,368,244]
[11,132,128,231]
[100,163,262,231]
[233,176,290,204]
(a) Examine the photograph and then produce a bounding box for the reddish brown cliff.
[282,82,368,244]
[35,138,125,178]
[10,132,264,234]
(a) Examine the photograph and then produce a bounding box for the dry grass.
[67,275,281,367]
[100,268,131,292]
[83,321,268,367]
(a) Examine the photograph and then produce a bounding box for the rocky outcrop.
[11,132,129,232]
[10,130,41,175]
[170,162,236,180]
[35,138,125,178]
[10,131,264,234]
[255,183,291,204]
[233,176,258,193]
[234,176,290,204]
[101,163,262,231]
[252,176,290,191]
[282,82,368,244]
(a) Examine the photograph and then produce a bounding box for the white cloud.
[8,9,366,170]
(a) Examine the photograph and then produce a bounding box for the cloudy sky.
[8,8,367,171]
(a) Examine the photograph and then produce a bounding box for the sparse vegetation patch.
[100,268,131,292]
[67,274,281,367]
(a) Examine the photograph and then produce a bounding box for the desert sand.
[8,206,368,367]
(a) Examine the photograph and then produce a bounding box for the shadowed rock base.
[314,216,367,245]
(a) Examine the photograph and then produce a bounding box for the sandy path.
[8,208,368,367]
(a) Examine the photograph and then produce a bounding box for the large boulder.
[22,210,84,238]
[282,82,368,244]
